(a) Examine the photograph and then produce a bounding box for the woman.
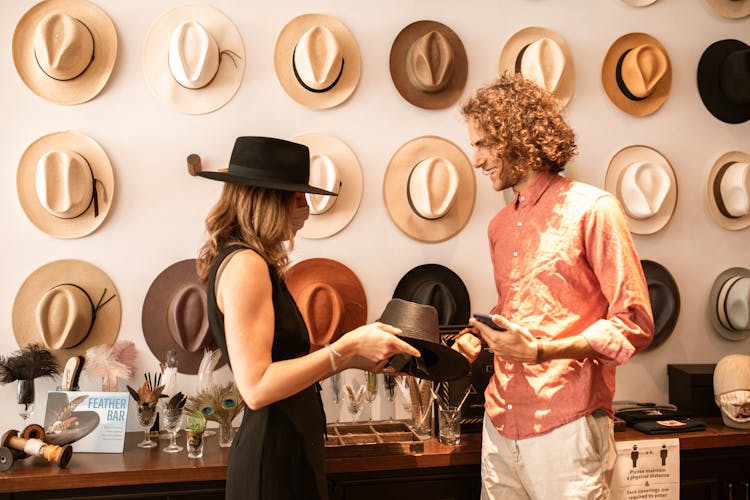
[196,136,419,500]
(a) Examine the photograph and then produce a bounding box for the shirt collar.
[512,171,560,209]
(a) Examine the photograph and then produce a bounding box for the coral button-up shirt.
[485,172,654,440]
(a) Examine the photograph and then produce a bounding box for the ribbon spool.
[1,427,73,468]
[0,447,14,472]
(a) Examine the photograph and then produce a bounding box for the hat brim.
[196,170,336,196]
[12,0,117,105]
[389,20,468,110]
[697,39,750,124]
[274,14,361,110]
[705,0,750,18]
[393,337,470,382]
[392,263,471,325]
[641,260,680,350]
[709,267,750,341]
[498,26,575,109]
[17,131,115,239]
[142,259,226,375]
[12,259,122,369]
[602,32,671,116]
[292,133,363,239]
[621,0,658,5]
[143,5,245,115]
[604,145,677,235]
[706,150,750,230]
[383,136,475,243]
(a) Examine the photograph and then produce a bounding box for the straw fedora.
[705,0,750,18]
[12,259,121,369]
[143,5,245,115]
[284,258,367,348]
[274,14,361,110]
[602,32,672,116]
[389,20,468,110]
[713,354,750,429]
[142,259,225,375]
[709,267,750,341]
[383,136,475,243]
[378,298,469,382]
[291,133,363,239]
[498,27,575,109]
[697,39,750,124]
[12,0,117,105]
[392,264,471,327]
[605,145,677,235]
[641,260,680,351]
[17,131,115,239]
[706,151,750,230]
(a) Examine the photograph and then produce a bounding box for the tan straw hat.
[12,0,117,105]
[17,131,115,239]
[707,151,750,230]
[274,14,361,109]
[12,259,121,368]
[291,133,363,239]
[709,267,750,341]
[605,145,677,235]
[621,0,658,6]
[498,27,575,108]
[383,136,475,243]
[143,5,245,114]
[705,0,750,19]
[389,20,468,110]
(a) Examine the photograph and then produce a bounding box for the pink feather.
[84,340,138,382]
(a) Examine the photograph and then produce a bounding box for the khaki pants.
[480,411,616,500]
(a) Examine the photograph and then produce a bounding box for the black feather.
[0,344,59,383]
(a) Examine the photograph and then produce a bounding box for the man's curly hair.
[461,73,577,177]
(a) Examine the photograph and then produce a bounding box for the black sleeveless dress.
[207,246,327,500]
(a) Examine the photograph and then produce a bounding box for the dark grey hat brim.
[393,337,470,381]
[196,170,337,196]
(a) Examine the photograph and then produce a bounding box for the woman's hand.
[470,314,537,363]
[452,328,483,363]
[335,322,420,372]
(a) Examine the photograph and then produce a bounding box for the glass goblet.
[364,371,379,421]
[136,404,158,448]
[161,408,183,453]
[344,383,366,423]
[330,373,342,423]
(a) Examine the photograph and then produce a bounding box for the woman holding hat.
[195,136,419,500]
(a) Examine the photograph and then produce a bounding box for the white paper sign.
[610,438,679,500]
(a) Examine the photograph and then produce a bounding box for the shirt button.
[516,221,522,227]
[513,251,519,257]
[507,404,513,410]
[519,196,525,202]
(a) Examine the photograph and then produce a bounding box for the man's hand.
[470,314,537,363]
[451,328,483,363]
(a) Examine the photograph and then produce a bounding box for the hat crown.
[167,284,209,353]
[297,282,345,346]
[33,13,94,81]
[715,354,750,394]
[719,49,750,104]
[719,162,750,217]
[413,281,457,325]
[620,160,670,219]
[35,150,93,219]
[407,30,455,93]
[227,136,311,185]
[721,276,750,330]
[35,284,93,350]
[407,156,459,220]
[519,37,565,94]
[306,154,340,214]
[293,25,343,91]
[620,44,668,98]
[378,298,439,344]
[168,21,219,89]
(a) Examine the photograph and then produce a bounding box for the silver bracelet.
[326,343,342,371]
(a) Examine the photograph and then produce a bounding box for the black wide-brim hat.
[697,39,750,124]
[392,263,470,326]
[197,136,338,195]
[378,298,469,381]
[641,260,680,350]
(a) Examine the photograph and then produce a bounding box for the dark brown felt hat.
[641,260,680,350]
[392,264,470,326]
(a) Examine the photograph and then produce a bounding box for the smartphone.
[473,313,506,331]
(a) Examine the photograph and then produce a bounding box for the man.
[453,73,654,499]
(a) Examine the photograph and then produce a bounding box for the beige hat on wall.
[602,32,671,117]
[707,151,750,230]
[383,136,475,243]
[709,267,750,341]
[17,131,115,239]
[621,0,658,6]
[705,0,750,19]
[12,259,121,368]
[291,133,363,239]
[605,145,677,235]
[275,14,361,109]
[143,5,245,115]
[12,0,117,105]
[498,27,575,109]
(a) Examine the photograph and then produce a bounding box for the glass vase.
[218,419,233,447]
[17,379,35,426]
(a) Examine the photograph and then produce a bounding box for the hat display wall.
[709,267,750,341]
[143,4,245,114]
[284,258,367,347]
[383,136,475,243]
[697,39,750,124]
[291,133,363,239]
[392,264,470,326]
[274,14,361,109]
[602,32,672,116]
[389,20,468,110]
[378,298,469,382]
[12,0,117,105]
[705,0,750,19]
[640,260,680,350]
[17,131,115,239]
[142,259,224,375]
[706,151,750,230]
[713,354,750,430]
[12,259,121,368]
[605,145,677,235]
[498,27,575,108]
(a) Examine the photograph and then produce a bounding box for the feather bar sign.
[43,391,129,453]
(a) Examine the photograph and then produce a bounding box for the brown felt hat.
[641,260,680,351]
[392,264,471,326]
[705,0,750,18]
[706,151,750,231]
[142,259,225,374]
[389,20,468,110]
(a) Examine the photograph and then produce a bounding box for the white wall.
[1,0,748,433]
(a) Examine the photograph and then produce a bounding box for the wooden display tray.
[325,421,425,457]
